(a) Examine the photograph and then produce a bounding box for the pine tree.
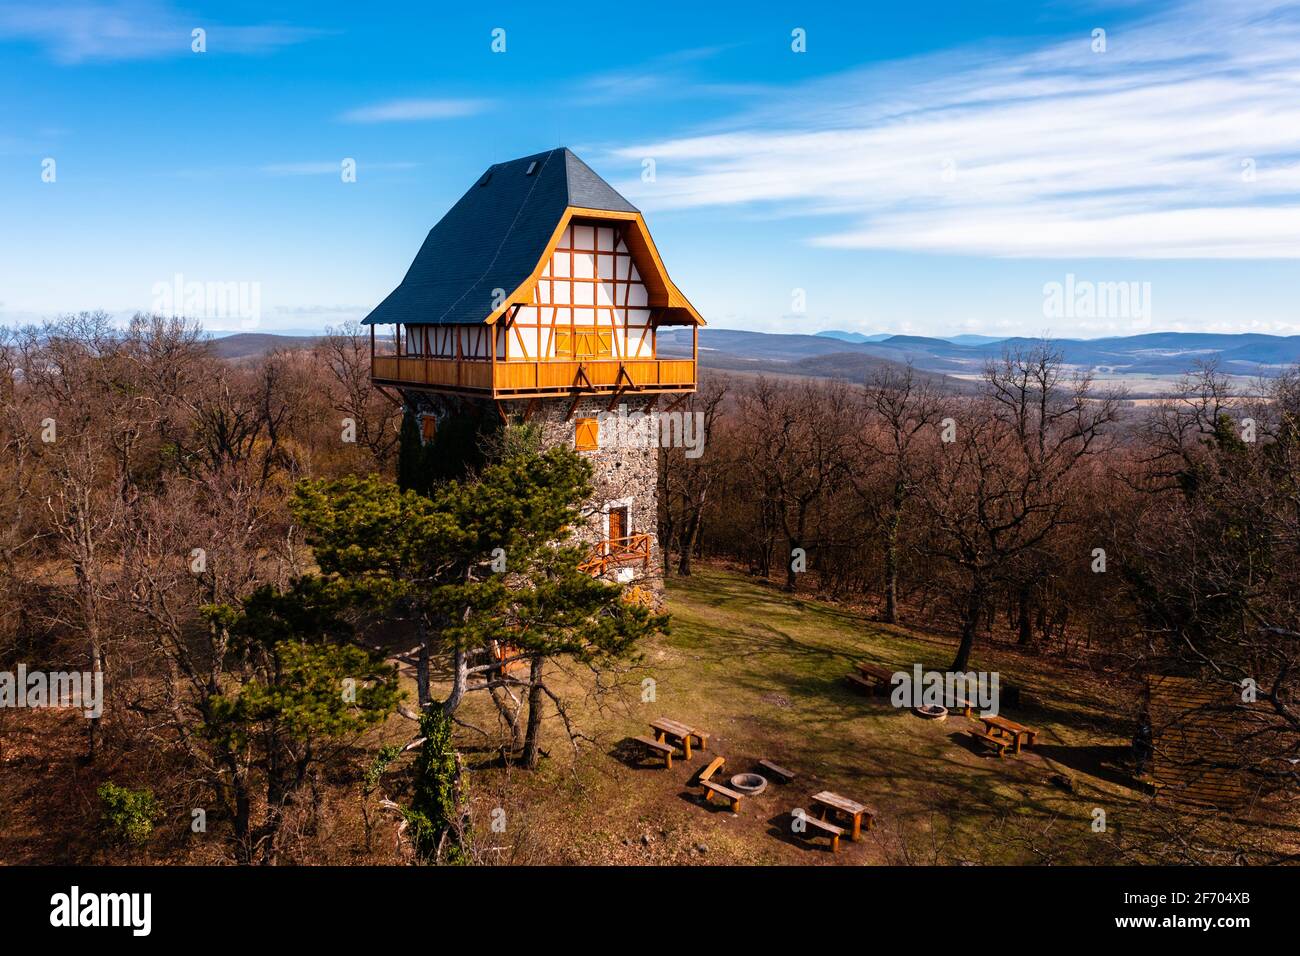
[292,432,667,765]
[397,408,425,494]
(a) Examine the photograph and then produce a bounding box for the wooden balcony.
[371,355,696,399]
[577,533,653,576]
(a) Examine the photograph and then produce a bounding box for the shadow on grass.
[763,811,839,854]
[1034,743,1146,793]
[674,789,739,816]
[949,730,1003,760]
[674,568,1145,744]
[608,736,683,772]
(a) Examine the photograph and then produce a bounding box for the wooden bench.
[758,759,794,783]
[693,755,743,812]
[651,718,710,759]
[698,756,726,784]
[949,694,975,718]
[701,780,743,813]
[979,715,1038,752]
[846,673,878,694]
[811,790,873,841]
[632,734,677,768]
[794,810,844,853]
[968,729,1014,758]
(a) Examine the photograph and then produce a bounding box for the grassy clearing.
[455,566,1283,865]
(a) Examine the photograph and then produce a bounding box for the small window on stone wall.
[420,415,437,444]
[575,417,599,451]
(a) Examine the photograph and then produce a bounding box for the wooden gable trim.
[485,207,705,327]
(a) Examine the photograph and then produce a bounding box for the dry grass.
[453,567,1297,865]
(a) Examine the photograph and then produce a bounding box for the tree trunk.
[678,510,702,576]
[521,656,546,769]
[1017,585,1034,646]
[951,575,984,671]
[785,538,800,592]
[487,678,524,752]
[416,620,431,708]
[226,759,253,865]
[441,648,468,716]
[883,483,904,624]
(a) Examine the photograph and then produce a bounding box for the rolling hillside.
[207,328,1300,395]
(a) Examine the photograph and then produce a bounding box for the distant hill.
[211,328,1300,394]
[205,332,322,359]
[817,330,1007,347]
[816,330,895,344]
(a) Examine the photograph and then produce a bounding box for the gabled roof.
[362,148,702,328]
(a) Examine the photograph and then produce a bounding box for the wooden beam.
[663,392,690,413]
[373,384,403,407]
[606,365,638,410]
[572,364,594,391]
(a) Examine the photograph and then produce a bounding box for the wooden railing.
[371,356,695,397]
[577,533,653,576]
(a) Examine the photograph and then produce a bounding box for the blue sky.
[1,0,1297,338]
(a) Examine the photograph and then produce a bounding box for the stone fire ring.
[729,773,768,796]
[913,705,949,720]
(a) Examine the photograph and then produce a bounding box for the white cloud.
[614,0,1300,259]
[574,45,769,105]
[0,1,320,63]
[338,98,492,123]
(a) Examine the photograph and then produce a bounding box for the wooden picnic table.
[810,790,873,842]
[855,662,896,685]
[979,715,1038,753]
[650,718,709,759]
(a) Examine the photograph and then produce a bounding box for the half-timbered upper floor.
[364,149,701,400]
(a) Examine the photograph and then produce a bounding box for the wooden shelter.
[1144,675,1255,810]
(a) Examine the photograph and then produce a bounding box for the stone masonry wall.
[401,391,664,596]
[531,396,663,595]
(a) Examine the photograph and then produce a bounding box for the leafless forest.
[2,313,1297,863]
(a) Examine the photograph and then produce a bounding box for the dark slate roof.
[363,149,638,327]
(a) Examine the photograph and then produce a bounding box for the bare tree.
[316,321,401,470]
[658,375,728,576]
[855,363,948,623]
[916,343,1121,670]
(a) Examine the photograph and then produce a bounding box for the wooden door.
[608,507,627,543]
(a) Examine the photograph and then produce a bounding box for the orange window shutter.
[555,330,571,357]
[420,416,437,443]
[575,417,598,451]
[598,331,612,356]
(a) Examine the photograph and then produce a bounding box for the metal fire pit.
[913,705,949,721]
[729,773,768,796]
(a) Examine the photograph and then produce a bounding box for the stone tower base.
[402,391,664,598]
